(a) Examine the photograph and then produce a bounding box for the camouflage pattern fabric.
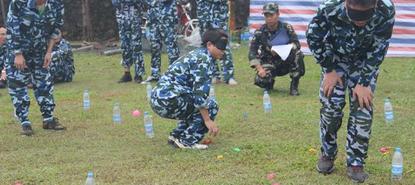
[113,0,145,77]
[147,0,180,79]
[5,0,65,125]
[150,47,218,146]
[306,0,395,166]
[49,39,75,83]
[196,0,234,82]
[0,44,5,71]
[249,22,305,89]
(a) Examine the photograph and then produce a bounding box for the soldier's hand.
[205,120,219,137]
[322,71,343,97]
[256,65,269,78]
[0,69,6,80]
[43,52,52,68]
[14,53,27,70]
[353,84,373,110]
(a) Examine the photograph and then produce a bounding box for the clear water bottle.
[391,147,403,181]
[146,83,152,101]
[113,102,121,124]
[85,171,95,185]
[384,97,394,124]
[263,91,272,113]
[144,112,154,138]
[83,90,90,110]
[209,85,215,101]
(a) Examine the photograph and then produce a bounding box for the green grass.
[0,46,414,185]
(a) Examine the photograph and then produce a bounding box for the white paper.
[271,44,293,61]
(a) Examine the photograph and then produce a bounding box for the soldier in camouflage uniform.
[144,0,180,83]
[249,3,305,96]
[306,0,395,182]
[6,0,67,136]
[0,27,7,88]
[112,0,145,83]
[196,0,237,85]
[49,38,75,83]
[150,29,227,149]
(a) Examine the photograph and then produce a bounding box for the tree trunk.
[81,0,93,41]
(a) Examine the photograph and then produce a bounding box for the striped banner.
[249,0,415,57]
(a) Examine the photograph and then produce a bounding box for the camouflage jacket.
[153,48,215,109]
[7,0,64,54]
[51,39,73,65]
[306,0,395,86]
[0,44,5,71]
[249,21,301,67]
[112,0,142,8]
[146,0,178,25]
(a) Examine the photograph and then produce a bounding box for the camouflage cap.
[263,2,279,14]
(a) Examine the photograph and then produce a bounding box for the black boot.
[0,80,6,88]
[118,72,132,83]
[290,78,300,96]
[134,75,143,84]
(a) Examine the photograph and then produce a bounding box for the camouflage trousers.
[319,62,379,167]
[49,58,75,83]
[148,21,180,79]
[196,0,234,82]
[254,50,305,89]
[116,5,145,77]
[150,94,219,146]
[5,53,55,125]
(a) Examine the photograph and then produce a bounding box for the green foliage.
[0,47,414,184]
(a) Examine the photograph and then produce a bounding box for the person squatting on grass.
[196,0,237,85]
[306,0,395,183]
[49,38,75,83]
[0,27,7,89]
[6,0,67,136]
[248,2,305,96]
[112,0,146,83]
[150,28,227,149]
[143,0,181,84]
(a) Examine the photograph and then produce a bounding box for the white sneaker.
[173,138,208,150]
[141,76,159,84]
[227,78,238,85]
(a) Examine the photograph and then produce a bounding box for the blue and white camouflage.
[0,44,5,72]
[5,0,64,126]
[306,0,395,167]
[146,0,180,79]
[196,0,235,83]
[150,47,219,146]
[113,0,145,78]
[49,38,75,83]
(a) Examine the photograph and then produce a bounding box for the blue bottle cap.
[144,111,148,115]
[87,171,93,177]
[395,147,401,152]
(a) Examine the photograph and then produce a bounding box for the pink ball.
[266,172,276,181]
[132,110,141,117]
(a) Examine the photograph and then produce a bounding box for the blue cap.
[395,147,401,152]
[87,171,93,177]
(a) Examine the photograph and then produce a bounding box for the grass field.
[0,45,414,185]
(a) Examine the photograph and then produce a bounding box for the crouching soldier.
[150,29,227,149]
[249,2,305,95]
[49,38,75,83]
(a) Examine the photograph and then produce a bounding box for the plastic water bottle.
[263,91,272,113]
[83,90,90,110]
[113,103,121,124]
[209,85,215,101]
[384,97,394,124]
[144,112,154,138]
[391,147,403,181]
[85,171,95,185]
[146,83,152,101]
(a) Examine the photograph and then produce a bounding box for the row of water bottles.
[83,83,153,111]
[83,90,154,138]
